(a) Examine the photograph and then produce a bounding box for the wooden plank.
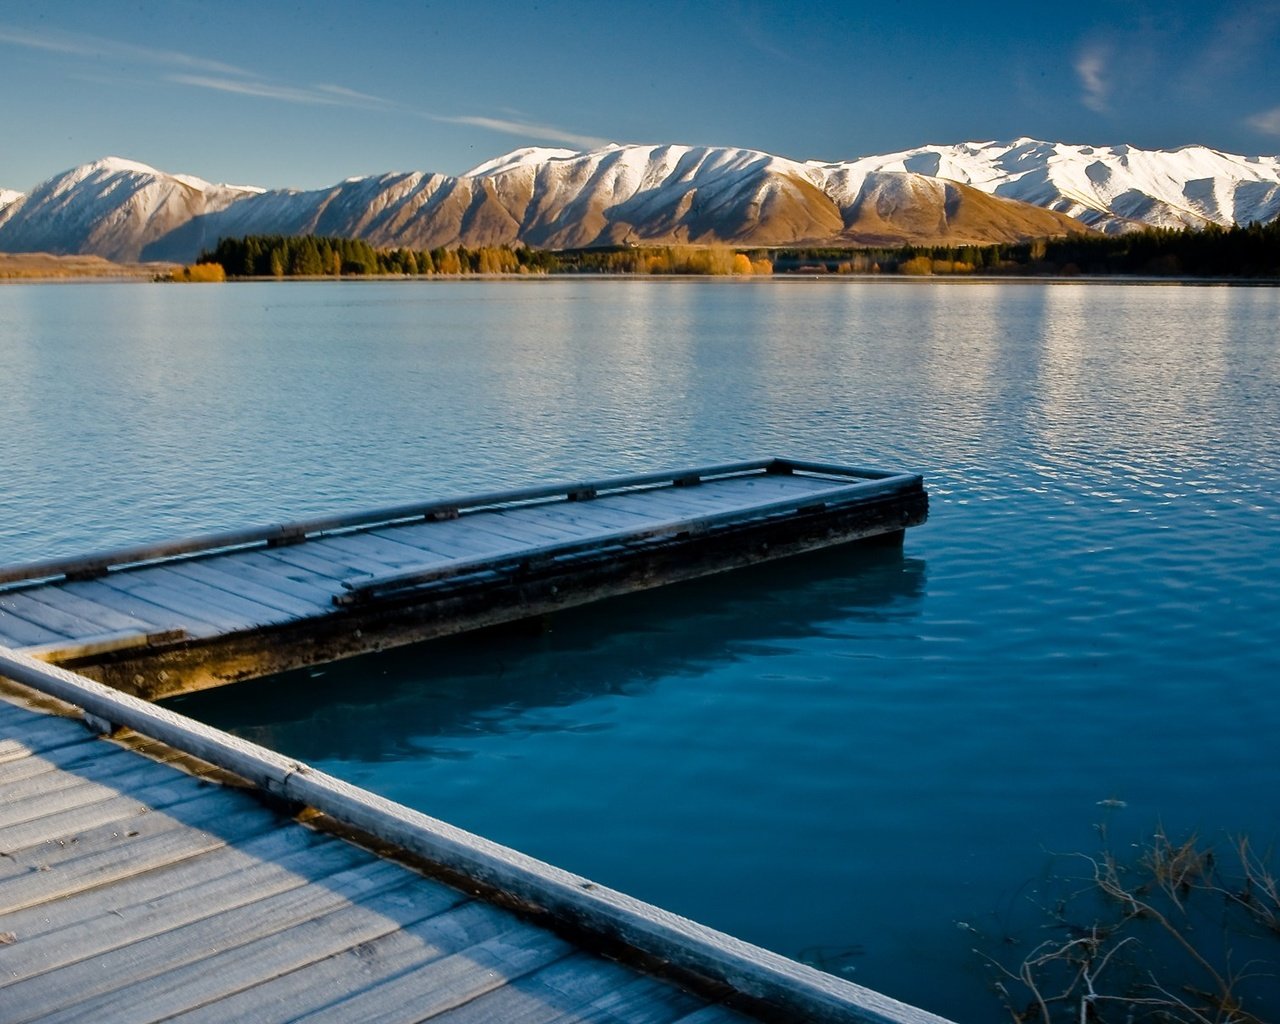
[143,566,303,626]
[0,592,102,639]
[417,954,662,1024]
[0,607,63,647]
[318,530,452,568]
[302,536,416,575]
[161,559,327,618]
[159,900,530,1024]
[253,543,369,583]
[453,511,589,547]
[370,521,506,558]
[0,732,202,799]
[288,926,573,1024]
[0,818,340,943]
[7,583,157,634]
[537,973,708,1024]
[0,711,93,764]
[597,489,729,518]
[0,832,378,987]
[93,574,262,634]
[0,775,238,855]
[0,793,284,916]
[505,500,665,532]
[205,551,340,604]
[15,872,464,1023]
[58,578,220,636]
[0,732,101,781]
[0,742,163,802]
[491,508,615,540]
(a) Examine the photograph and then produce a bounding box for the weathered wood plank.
[8,585,156,635]
[0,832,378,987]
[94,574,266,633]
[15,872,465,1023]
[0,732,101,781]
[421,954,678,1024]
[0,607,64,647]
[289,926,573,1024]
[0,817,338,942]
[452,512,588,547]
[0,786,239,887]
[302,535,418,575]
[161,559,327,618]
[253,543,370,583]
[319,530,452,568]
[208,551,340,603]
[0,742,169,803]
[505,501,659,532]
[0,592,101,640]
[159,900,530,1024]
[60,578,222,637]
[144,566,303,626]
[0,793,284,916]
[370,522,506,559]
[0,712,94,764]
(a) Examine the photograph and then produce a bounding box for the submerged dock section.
[0,458,927,698]
[0,647,950,1023]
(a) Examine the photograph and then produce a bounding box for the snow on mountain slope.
[0,158,262,261]
[148,142,1078,259]
[6,138,1278,263]
[822,139,1280,233]
[0,188,21,216]
[462,147,580,177]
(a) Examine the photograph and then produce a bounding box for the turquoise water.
[2,279,1278,1020]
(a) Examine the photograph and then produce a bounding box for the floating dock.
[0,458,927,699]
[0,647,950,1024]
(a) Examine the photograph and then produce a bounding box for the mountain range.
[1,139,1278,264]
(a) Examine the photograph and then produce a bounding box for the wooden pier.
[0,459,927,699]
[0,647,950,1024]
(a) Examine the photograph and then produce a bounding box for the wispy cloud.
[1247,106,1280,136]
[430,114,608,150]
[169,74,390,108]
[0,23,249,77]
[3,21,602,155]
[1075,42,1111,113]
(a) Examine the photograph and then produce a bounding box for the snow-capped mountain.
[2,139,1277,262]
[832,138,1280,233]
[0,187,21,216]
[0,158,261,262]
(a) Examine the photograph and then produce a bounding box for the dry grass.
[0,252,173,280]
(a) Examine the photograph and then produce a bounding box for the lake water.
[2,279,1278,1021]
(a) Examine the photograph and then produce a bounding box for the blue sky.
[2,0,1278,191]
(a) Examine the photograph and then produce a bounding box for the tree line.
[197,235,526,277]
[196,221,1280,280]
[773,219,1280,278]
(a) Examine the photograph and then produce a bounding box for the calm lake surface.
[2,279,1278,1020]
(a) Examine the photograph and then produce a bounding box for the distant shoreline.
[2,252,1276,286]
